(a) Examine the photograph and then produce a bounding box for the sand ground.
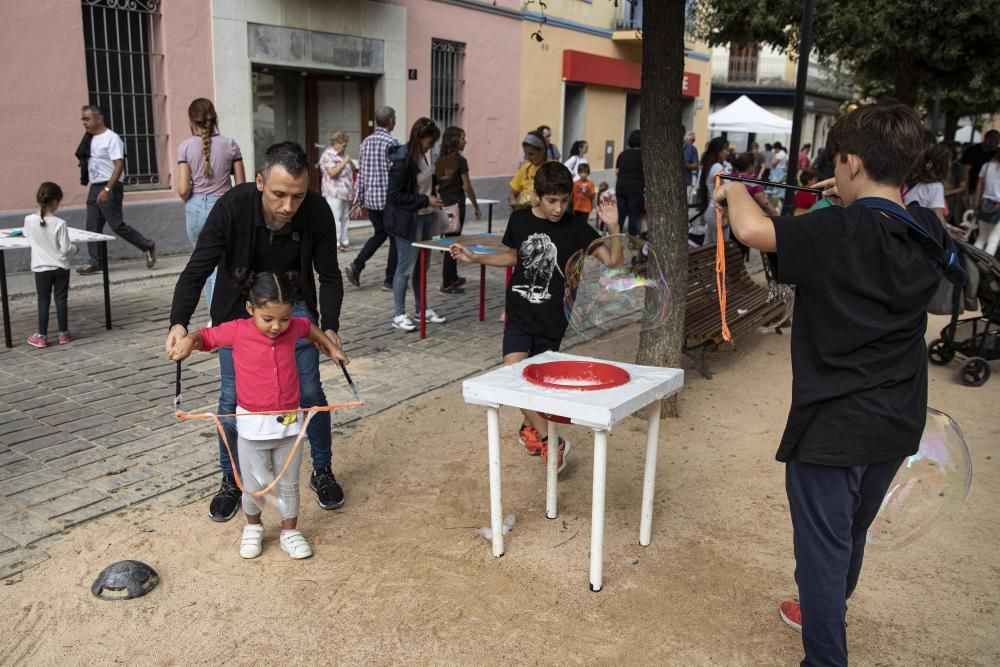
[0,315,996,666]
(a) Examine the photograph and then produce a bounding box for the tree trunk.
[943,111,960,143]
[636,0,689,417]
[893,63,920,106]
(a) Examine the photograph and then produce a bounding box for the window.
[81,0,164,187]
[430,39,465,131]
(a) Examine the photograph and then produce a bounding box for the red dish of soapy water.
[522,361,630,391]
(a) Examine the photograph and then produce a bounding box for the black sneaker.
[344,265,361,288]
[381,282,393,292]
[310,467,345,509]
[76,264,101,275]
[440,280,466,295]
[208,475,241,522]
[455,277,467,287]
[144,242,157,269]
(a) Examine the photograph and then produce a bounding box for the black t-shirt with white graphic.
[502,208,600,340]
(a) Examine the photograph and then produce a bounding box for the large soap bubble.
[867,408,972,548]
[564,234,670,340]
[759,281,794,335]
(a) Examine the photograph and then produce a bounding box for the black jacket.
[384,145,431,241]
[169,182,344,331]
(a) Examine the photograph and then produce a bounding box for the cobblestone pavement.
[0,225,611,578]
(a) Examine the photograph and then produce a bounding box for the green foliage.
[695,0,1000,106]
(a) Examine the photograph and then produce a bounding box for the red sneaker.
[25,333,47,348]
[58,332,74,345]
[779,601,802,633]
[518,424,543,455]
[541,437,571,473]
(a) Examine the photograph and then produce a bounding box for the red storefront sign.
[562,50,700,97]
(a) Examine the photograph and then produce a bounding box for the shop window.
[430,39,465,131]
[81,0,165,188]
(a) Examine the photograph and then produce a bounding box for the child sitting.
[794,171,821,214]
[714,103,952,665]
[572,163,596,226]
[450,162,623,472]
[23,182,76,348]
[169,270,345,560]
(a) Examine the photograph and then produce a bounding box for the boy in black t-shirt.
[715,104,950,666]
[451,162,622,472]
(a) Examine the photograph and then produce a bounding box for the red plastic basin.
[522,360,630,391]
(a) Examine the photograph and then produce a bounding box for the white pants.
[974,220,1000,255]
[238,434,302,519]
[326,196,351,247]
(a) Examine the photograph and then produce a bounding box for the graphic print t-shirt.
[502,208,600,340]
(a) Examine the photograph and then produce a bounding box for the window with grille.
[81,0,164,187]
[430,39,465,131]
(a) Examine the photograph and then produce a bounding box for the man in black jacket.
[165,142,348,521]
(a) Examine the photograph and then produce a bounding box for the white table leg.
[640,400,662,546]
[486,406,504,557]
[546,421,558,519]
[590,429,609,591]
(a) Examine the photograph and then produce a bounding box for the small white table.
[0,228,117,348]
[462,351,684,591]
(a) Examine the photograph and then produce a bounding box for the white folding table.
[0,228,117,348]
[462,351,684,591]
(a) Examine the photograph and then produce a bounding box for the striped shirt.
[353,127,399,211]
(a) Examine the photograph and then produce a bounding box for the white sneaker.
[414,309,447,324]
[240,523,264,559]
[392,314,417,331]
[280,529,313,559]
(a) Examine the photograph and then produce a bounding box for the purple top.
[734,172,765,197]
[177,134,243,197]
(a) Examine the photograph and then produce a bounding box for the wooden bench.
[684,241,789,378]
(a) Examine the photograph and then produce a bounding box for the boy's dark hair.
[577,162,591,174]
[259,141,309,180]
[233,268,301,307]
[765,143,773,150]
[35,182,63,226]
[533,162,573,197]
[825,103,924,185]
[731,152,755,173]
[904,144,952,188]
[773,141,784,150]
[799,170,819,186]
[627,129,641,148]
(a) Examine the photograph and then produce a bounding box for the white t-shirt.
[564,155,589,181]
[88,129,125,183]
[22,214,76,272]
[903,182,946,210]
[979,161,1000,201]
[772,150,789,176]
[236,406,302,441]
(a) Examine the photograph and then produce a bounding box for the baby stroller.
[928,241,1000,386]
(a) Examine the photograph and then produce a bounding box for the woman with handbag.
[436,127,481,294]
[385,118,445,331]
[973,151,1000,255]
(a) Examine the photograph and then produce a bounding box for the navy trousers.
[785,456,904,667]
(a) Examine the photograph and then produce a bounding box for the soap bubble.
[564,234,670,340]
[867,408,972,549]
[759,281,794,335]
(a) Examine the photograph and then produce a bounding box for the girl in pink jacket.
[170,269,345,560]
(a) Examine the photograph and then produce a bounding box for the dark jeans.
[617,192,644,237]
[86,182,153,268]
[34,268,69,336]
[786,456,904,667]
[441,201,466,286]
[215,302,332,476]
[350,208,397,286]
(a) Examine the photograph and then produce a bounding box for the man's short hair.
[985,129,1000,141]
[627,129,641,148]
[259,141,309,180]
[533,162,573,197]
[374,106,396,128]
[82,104,103,118]
[825,103,925,186]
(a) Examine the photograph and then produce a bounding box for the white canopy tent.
[708,95,793,134]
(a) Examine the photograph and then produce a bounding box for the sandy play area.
[0,315,996,665]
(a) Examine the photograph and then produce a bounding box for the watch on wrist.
[103,186,111,193]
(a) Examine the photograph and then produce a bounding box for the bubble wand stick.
[720,173,824,196]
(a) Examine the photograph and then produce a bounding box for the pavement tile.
[92,428,156,448]
[66,456,132,482]
[153,449,216,478]
[0,458,46,482]
[75,419,135,441]
[3,512,60,546]
[47,447,117,472]
[0,546,50,578]
[0,425,62,447]
[0,533,18,554]
[57,498,127,529]
[11,477,86,507]
[90,465,160,493]
[0,418,41,437]
[9,432,77,455]
[0,469,63,497]
[33,487,110,520]
[111,476,183,506]
[32,440,95,463]
[37,409,93,427]
[0,448,24,467]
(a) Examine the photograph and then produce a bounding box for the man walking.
[77,105,156,274]
[344,106,399,291]
[683,131,699,203]
[165,142,348,521]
